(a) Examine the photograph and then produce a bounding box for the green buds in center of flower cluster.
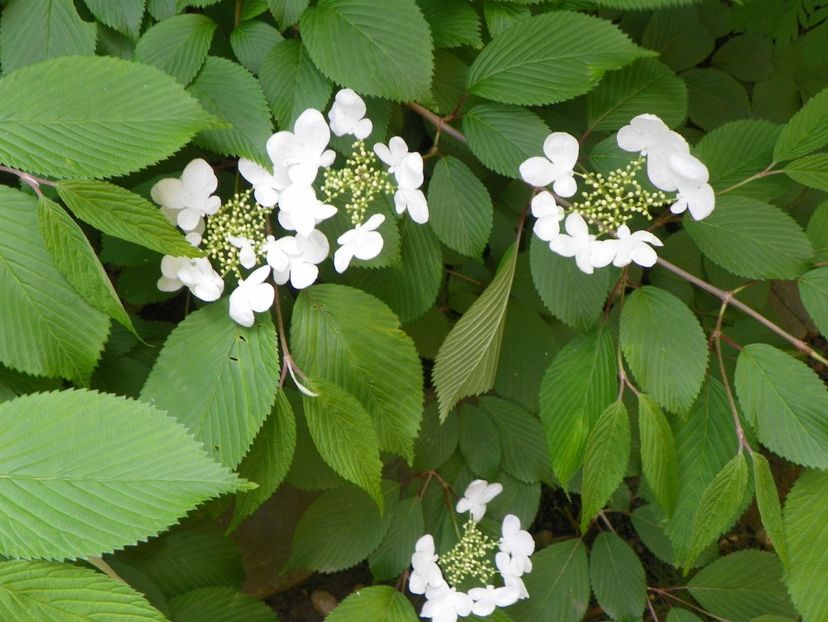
[574,158,668,233]
[321,141,394,225]
[203,190,270,278]
[439,520,498,588]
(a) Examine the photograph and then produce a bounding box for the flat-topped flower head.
[531,191,564,242]
[229,265,275,327]
[334,213,385,272]
[264,230,328,290]
[151,158,221,231]
[203,190,271,278]
[267,108,336,185]
[519,132,579,197]
[549,213,615,275]
[227,235,257,269]
[608,225,663,268]
[456,479,503,523]
[328,88,373,140]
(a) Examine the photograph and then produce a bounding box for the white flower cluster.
[151,89,430,327]
[410,480,534,622]
[520,113,715,274]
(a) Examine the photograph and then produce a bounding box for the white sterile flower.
[238,157,290,208]
[228,235,257,269]
[334,213,385,273]
[531,191,564,242]
[328,88,373,140]
[609,225,663,268]
[456,479,503,523]
[267,109,336,185]
[519,132,579,197]
[410,535,447,595]
[157,256,224,302]
[496,552,530,599]
[229,265,275,327]
[667,152,715,220]
[421,584,473,622]
[277,183,338,237]
[151,158,221,231]
[374,136,411,175]
[549,213,615,275]
[499,515,535,568]
[159,204,206,244]
[616,113,689,192]
[394,188,429,224]
[263,230,328,290]
[468,585,521,616]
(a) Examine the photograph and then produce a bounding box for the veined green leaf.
[774,86,828,161]
[327,585,418,621]
[712,34,773,82]
[808,202,828,263]
[482,397,550,484]
[416,0,481,49]
[459,404,502,480]
[268,0,310,29]
[83,0,146,39]
[684,67,751,131]
[784,153,828,192]
[170,587,277,621]
[589,532,646,622]
[230,20,283,74]
[0,389,244,560]
[799,266,828,337]
[368,497,424,581]
[483,1,530,38]
[751,452,788,566]
[135,14,216,85]
[641,7,713,72]
[638,394,679,515]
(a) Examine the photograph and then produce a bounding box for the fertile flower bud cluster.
[520,113,715,274]
[409,480,534,622]
[150,88,431,329]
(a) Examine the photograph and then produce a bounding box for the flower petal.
[519,156,557,187]
[543,132,579,169]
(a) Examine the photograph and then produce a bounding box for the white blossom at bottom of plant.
[334,213,385,272]
[228,265,275,327]
[264,230,328,290]
[421,584,473,622]
[607,225,663,268]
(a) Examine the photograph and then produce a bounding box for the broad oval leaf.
[774,86,828,162]
[327,585,418,621]
[638,394,679,516]
[589,532,647,621]
[684,67,751,131]
[0,55,217,179]
[481,396,551,484]
[418,0,481,50]
[0,389,244,560]
[368,497,424,581]
[751,452,788,566]
[84,0,146,39]
[459,404,502,480]
[134,13,216,85]
[784,154,828,192]
[799,266,828,337]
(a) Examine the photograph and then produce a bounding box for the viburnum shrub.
[1,1,828,621]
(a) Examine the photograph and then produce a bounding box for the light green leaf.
[509,539,589,622]
[784,153,828,192]
[712,34,773,82]
[230,20,282,74]
[595,0,701,7]
[291,284,423,461]
[0,0,96,74]
[734,343,828,469]
[300,0,433,102]
[0,187,109,384]
[433,245,517,421]
[417,0,481,49]
[0,56,216,179]
[620,286,708,413]
[304,377,383,506]
[683,453,749,571]
[0,560,166,621]
[188,56,273,165]
[428,156,493,256]
[684,67,751,131]
[799,267,828,337]
[808,202,828,263]
[327,585,419,621]
[589,532,646,622]
[539,328,618,488]
[774,86,828,162]
[639,394,679,515]
[134,14,216,85]
[84,0,146,39]
[463,103,549,178]
[751,452,788,567]
[459,404,502,480]
[529,234,609,330]
[37,197,135,336]
[468,12,651,106]
[641,7,714,72]
[482,397,550,483]
[57,179,200,258]
[412,402,459,471]
[0,389,244,560]
[688,551,795,622]
[483,1,530,38]
[170,587,277,622]
[784,469,828,621]
[268,0,310,29]
[684,196,812,280]
[666,610,703,622]
[148,0,176,19]
[368,497,424,581]
[587,58,688,131]
[580,401,630,532]
[141,300,280,467]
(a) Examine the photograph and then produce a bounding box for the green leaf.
[666,610,703,622]
[0,56,216,179]
[413,402,459,471]
[808,202,828,264]
[482,397,550,484]
[580,401,630,531]
[688,551,796,622]
[0,187,109,384]
[638,394,679,516]
[433,245,517,421]
[683,453,749,571]
[141,300,279,467]
[57,179,200,258]
[188,56,272,165]
[0,389,244,560]
[784,469,828,621]
[229,392,296,531]
[774,86,828,162]
[751,452,788,566]
[799,267,828,337]
[684,67,751,131]
[0,560,166,621]
[587,58,688,131]
[134,14,216,85]
[268,0,310,29]
[784,153,828,192]
[712,34,773,82]
[483,1,530,38]
[230,21,282,74]
[589,532,646,622]
[148,0,176,19]
[509,539,589,622]
[428,156,493,256]
[416,0,481,49]
[641,7,714,72]
[594,0,702,7]
[300,0,433,102]
[620,286,708,414]
[0,0,96,74]
[83,0,146,39]
[539,328,618,487]
[529,234,609,330]
[260,39,332,130]
[468,12,651,106]
[291,284,423,461]
[734,343,828,469]
[37,197,135,336]
[463,103,549,178]
[368,497,424,581]
[170,587,277,622]
[304,377,383,506]
[459,404,502,480]
[327,585,418,621]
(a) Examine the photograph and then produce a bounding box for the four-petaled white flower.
[394,188,429,224]
[468,585,521,617]
[374,136,411,175]
[228,235,257,269]
[456,479,503,523]
[237,157,290,208]
[421,584,473,622]
[667,152,715,220]
[151,158,221,231]
[616,113,690,192]
[328,88,373,140]
[549,213,615,275]
[334,213,385,273]
[495,552,530,600]
[608,225,664,268]
[499,514,534,575]
[531,191,565,242]
[410,535,447,595]
[267,108,336,185]
[157,256,224,302]
[229,265,275,327]
[263,230,328,290]
[277,183,338,237]
[519,132,580,197]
